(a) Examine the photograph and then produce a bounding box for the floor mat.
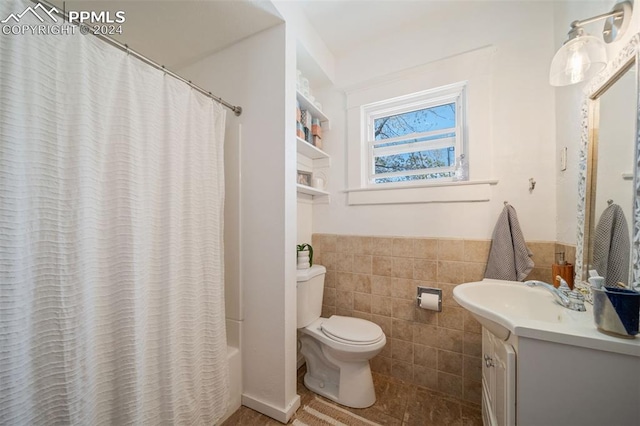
[292,397,383,426]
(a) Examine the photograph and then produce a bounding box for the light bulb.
[549,34,607,86]
[567,44,586,84]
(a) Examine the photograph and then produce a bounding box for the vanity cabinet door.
[482,328,516,426]
[493,334,516,426]
[482,328,498,425]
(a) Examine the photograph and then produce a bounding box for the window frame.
[360,82,468,188]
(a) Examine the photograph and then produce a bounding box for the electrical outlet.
[560,147,567,171]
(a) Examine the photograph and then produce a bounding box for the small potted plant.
[296,243,313,269]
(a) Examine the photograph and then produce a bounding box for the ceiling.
[47,0,521,71]
[297,0,471,57]
[50,0,284,69]
[46,0,567,72]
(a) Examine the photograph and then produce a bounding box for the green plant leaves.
[296,243,314,266]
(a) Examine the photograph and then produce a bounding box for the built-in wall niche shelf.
[297,90,330,126]
[295,82,330,202]
[296,184,329,197]
[297,137,329,160]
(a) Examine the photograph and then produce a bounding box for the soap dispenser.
[551,252,574,289]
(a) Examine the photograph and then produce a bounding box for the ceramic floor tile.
[223,406,281,426]
[224,367,481,425]
[297,383,316,407]
[403,388,462,426]
[297,379,402,426]
[338,404,403,426]
[460,404,483,426]
[371,373,416,420]
[297,364,307,383]
[220,408,241,426]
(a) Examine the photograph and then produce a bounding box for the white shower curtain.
[0,1,229,424]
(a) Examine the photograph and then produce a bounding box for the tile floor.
[222,367,482,425]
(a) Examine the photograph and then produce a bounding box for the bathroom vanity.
[455,279,640,426]
[481,328,515,426]
[467,28,640,426]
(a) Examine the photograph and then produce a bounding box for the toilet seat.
[321,316,384,345]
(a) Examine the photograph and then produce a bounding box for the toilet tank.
[296,265,326,328]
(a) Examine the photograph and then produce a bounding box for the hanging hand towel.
[484,204,534,281]
[593,203,630,287]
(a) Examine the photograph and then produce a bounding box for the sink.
[453,279,586,340]
[454,279,640,356]
[456,279,640,426]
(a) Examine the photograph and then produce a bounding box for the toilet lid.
[321,316,384,344]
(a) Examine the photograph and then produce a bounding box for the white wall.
[297,198,313,244]
[554,0,640,245]
[313,1,558,241]
[272,0,336,87]
[179,24,300,423]
[271,1,335,248]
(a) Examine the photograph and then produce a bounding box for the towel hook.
[529,178,536,192]
[607,199,613,205]
[504,201,509,206]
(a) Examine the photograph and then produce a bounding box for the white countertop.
[453,279,640,357]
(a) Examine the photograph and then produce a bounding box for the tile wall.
[311,234,571,405]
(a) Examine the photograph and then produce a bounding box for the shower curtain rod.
[33,0,243,116]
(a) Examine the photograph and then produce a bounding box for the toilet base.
[303,363,376,409]
[303,373,340,404]
[299,334,377,408]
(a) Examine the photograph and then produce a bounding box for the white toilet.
[296,265,386,408]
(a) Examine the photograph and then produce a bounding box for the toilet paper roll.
[419,293,440,311]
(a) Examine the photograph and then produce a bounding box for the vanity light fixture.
[549,1,633,87]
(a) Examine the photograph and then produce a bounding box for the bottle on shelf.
[452,154,468,181]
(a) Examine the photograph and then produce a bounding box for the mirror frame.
[576,32,640,301]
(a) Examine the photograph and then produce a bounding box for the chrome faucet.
[524,276,586,311]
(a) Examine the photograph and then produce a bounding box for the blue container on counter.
[592,286,640,338]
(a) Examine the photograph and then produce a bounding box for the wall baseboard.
[241,393,301,424]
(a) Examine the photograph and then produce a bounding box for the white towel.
[484,204,534,281]
[593,204,630,287]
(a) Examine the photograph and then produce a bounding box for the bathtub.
[218,344,242,424]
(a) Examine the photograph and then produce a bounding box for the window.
[345,47,495,205]
[361,83,467,186]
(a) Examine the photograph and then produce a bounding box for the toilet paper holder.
[416,286,442,311]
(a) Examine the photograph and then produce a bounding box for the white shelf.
[297,91,329,124]
[296,184,329,197]
[295,87,330,202]
[296,137,329,160]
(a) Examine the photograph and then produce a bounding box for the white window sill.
[344,179,499,205]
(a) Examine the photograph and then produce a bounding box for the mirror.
[587,62,636,286]
[576,33,640,297]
